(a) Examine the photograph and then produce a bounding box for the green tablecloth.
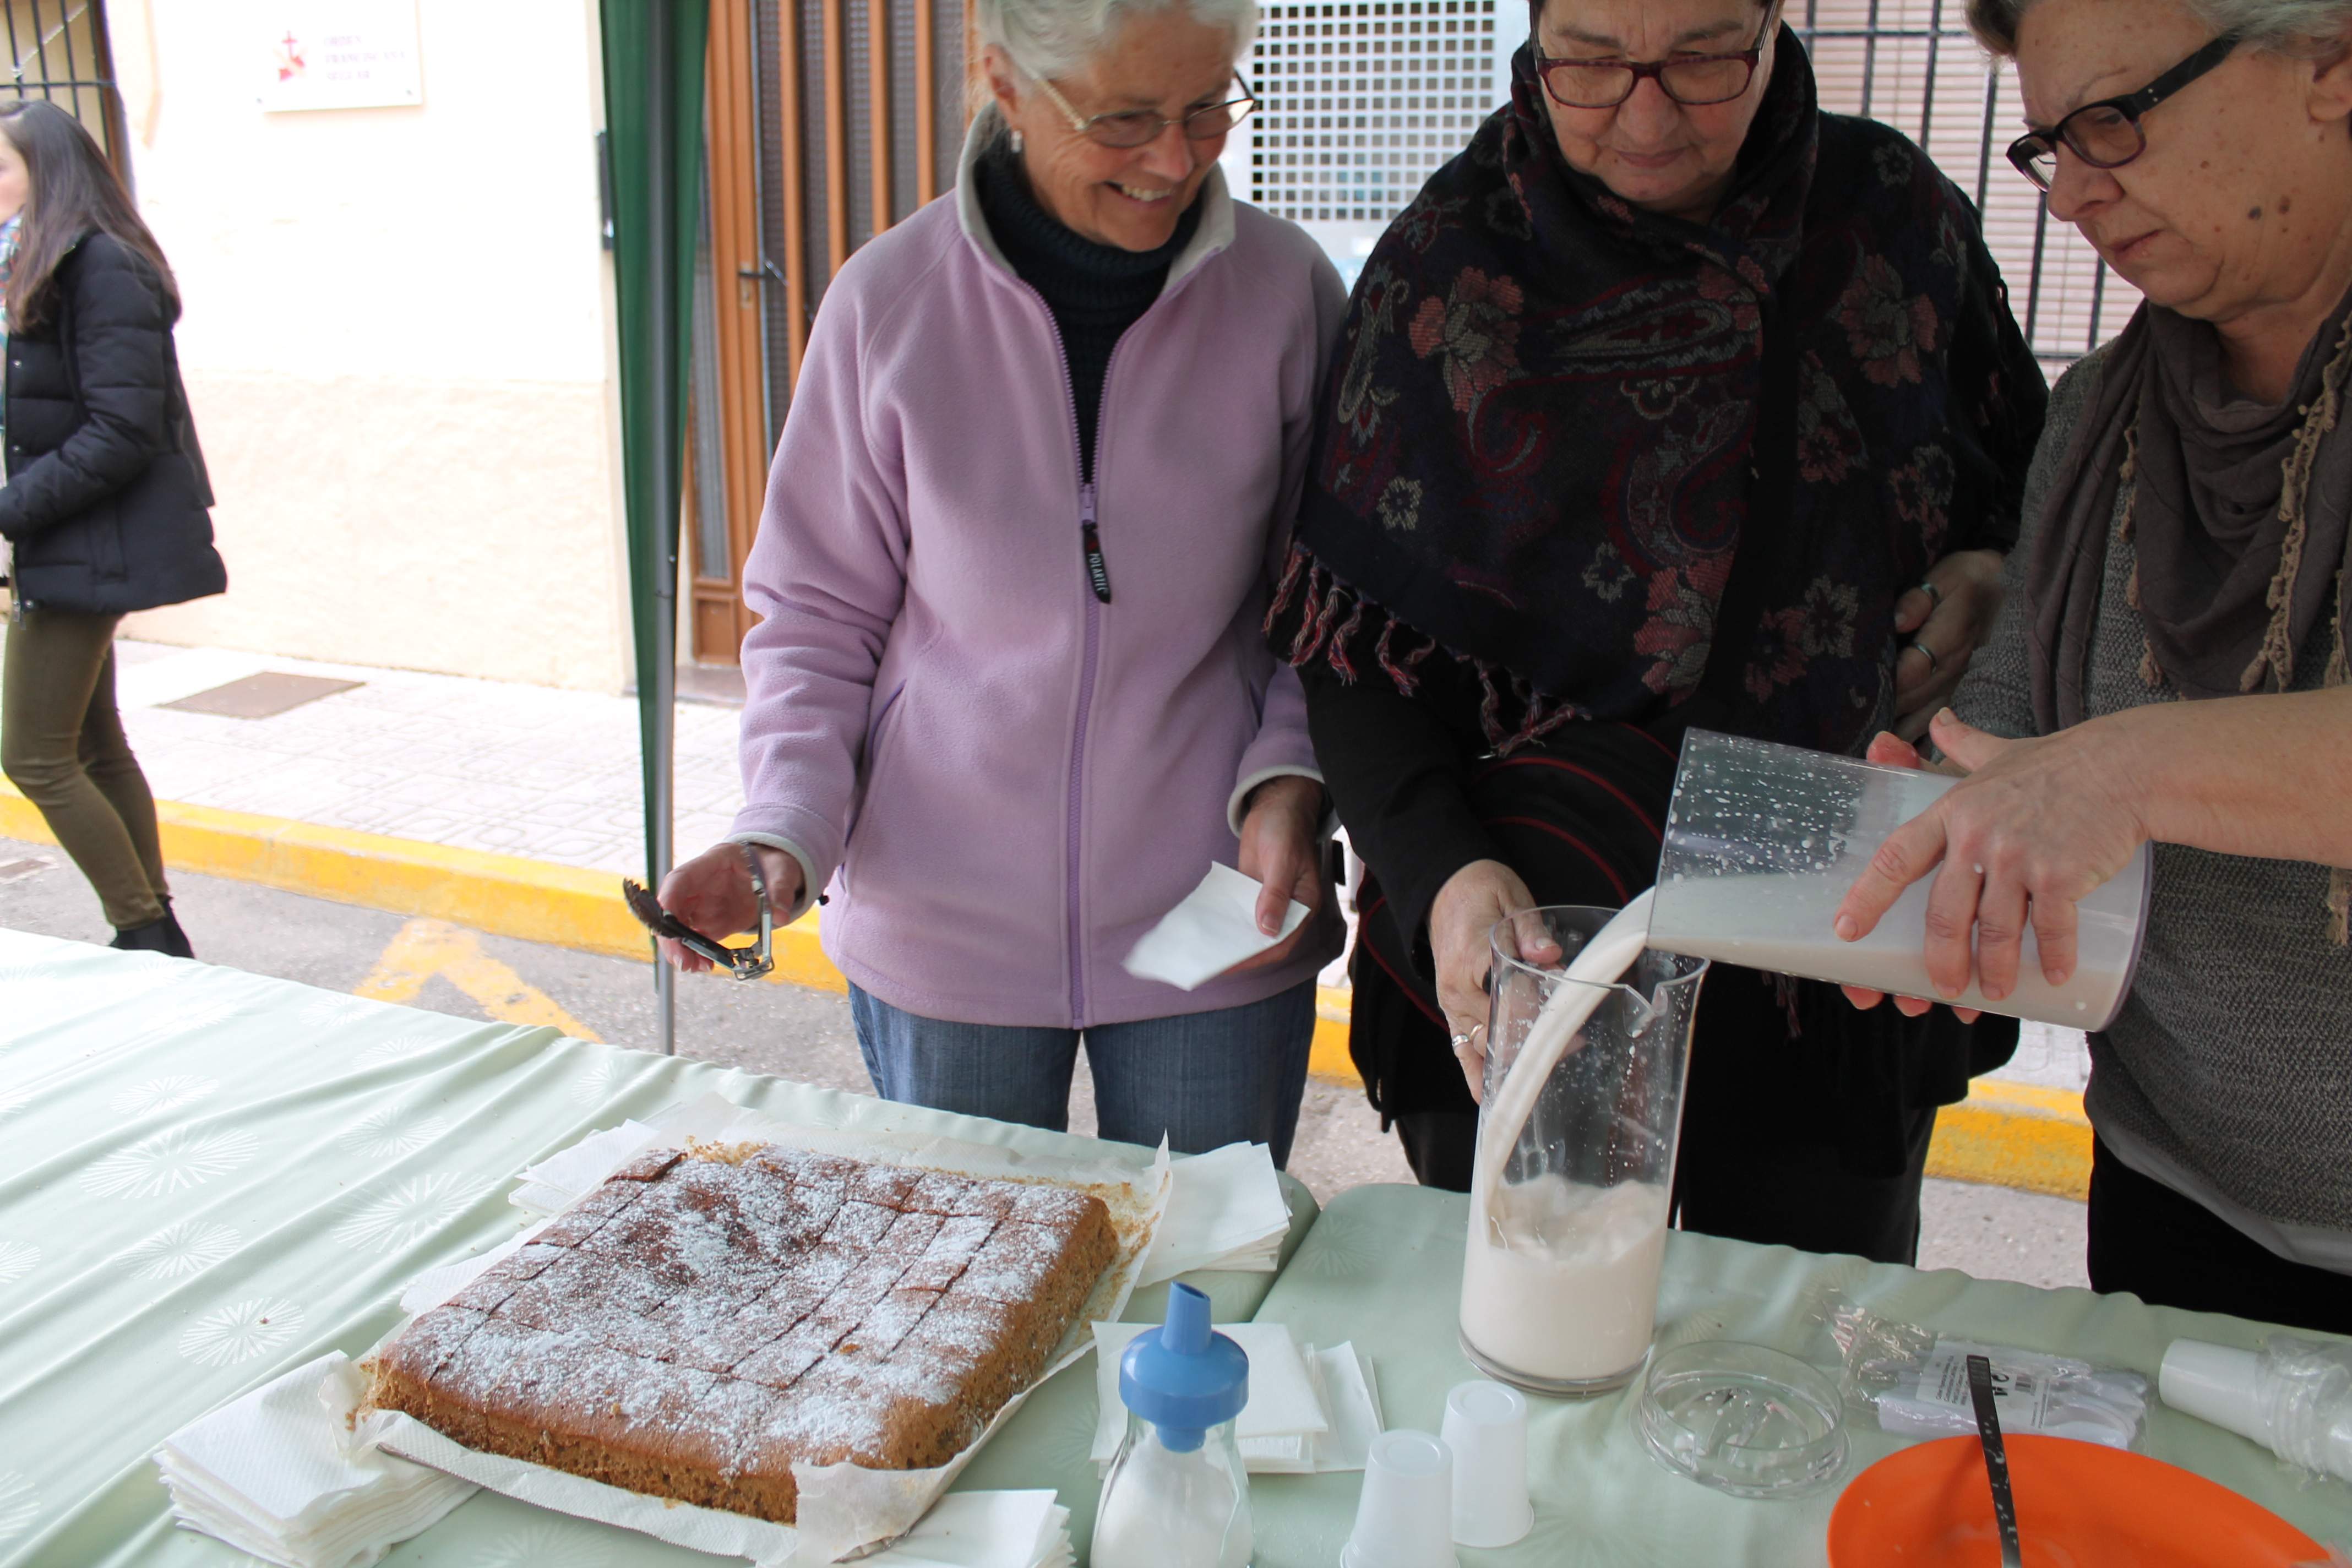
[0,928,1310,1568]
[7,925,2350,1567]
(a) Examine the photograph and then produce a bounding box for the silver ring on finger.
[1915,580,1942,609]
[1907,639,1939,675]
[1450,1032,1473,1054]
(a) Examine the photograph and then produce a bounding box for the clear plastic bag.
[1832,1308,2149,1450]
[2258,1336,2352,1485]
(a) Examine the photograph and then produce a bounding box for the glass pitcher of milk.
[1647,730,2152,1028]
[1460,902,1709,1397]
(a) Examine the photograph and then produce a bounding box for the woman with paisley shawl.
[1267,0,2048,1261]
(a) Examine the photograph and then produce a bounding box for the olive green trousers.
[1,609,168,928]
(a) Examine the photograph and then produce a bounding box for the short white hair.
[977,0,1256,83]
[1969,0,2352,56]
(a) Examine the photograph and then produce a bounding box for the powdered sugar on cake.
[367,1143,1117,1522]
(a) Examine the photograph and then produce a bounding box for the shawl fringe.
[1264,542,1593,754]
[2248,308,2352,694]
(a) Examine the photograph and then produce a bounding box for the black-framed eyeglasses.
[1032,73,1257,149]
[2006,31,2241,191]
[1531,7,1777,109]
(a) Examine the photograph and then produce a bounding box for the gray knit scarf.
[2025,292,2352,942]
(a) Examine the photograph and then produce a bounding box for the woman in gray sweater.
[1838,0,2352,1332]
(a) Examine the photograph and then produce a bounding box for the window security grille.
[1246,0,1501,225]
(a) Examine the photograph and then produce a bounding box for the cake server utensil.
[622,843,775,981]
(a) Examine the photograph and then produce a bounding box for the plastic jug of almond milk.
[1648,730,2151,1028]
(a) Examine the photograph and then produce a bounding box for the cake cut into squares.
[368,1144,1117,1522]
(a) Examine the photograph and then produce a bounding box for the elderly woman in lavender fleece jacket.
[654,0,1347,1163]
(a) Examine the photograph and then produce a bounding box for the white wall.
[112,0,632,692]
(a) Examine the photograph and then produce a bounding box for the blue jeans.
[847,981,1318,1167]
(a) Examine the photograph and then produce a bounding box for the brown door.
[687,0,973,666]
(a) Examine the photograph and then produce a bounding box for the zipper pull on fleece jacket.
[1080,480,1112,603]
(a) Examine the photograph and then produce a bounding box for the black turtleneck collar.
[975,136,1206,479]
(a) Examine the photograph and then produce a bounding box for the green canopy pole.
[601,0,709,1053]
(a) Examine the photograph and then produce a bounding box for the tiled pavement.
[88,640,747,876]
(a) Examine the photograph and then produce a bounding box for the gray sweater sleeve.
[1953,350,2109,742]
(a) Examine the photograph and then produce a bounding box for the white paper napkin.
[509,1118,666,1215]
[154,1352,475,1568]
[864,1490,1073,1568]
[1089,1322,1381,1473]
[1122,863,1308,990]
[1137,1142,1293,1287]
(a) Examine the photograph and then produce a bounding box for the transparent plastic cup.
[1649,729,2152,1029]
[1459,905,1709,1397]
[1441,1380,1532,1548]
[1340,1430,1459,1568]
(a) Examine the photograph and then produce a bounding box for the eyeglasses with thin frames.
[1031,73,1258,149]
[2006,31,2241,192]
[1531,6,1779,110]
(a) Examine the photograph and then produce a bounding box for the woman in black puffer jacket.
[0,100,224,957]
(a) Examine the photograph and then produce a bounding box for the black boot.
[112,900,195,960]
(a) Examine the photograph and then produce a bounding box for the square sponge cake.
[368,1144,1117,1522]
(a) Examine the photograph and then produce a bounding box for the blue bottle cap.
[1118,1282,1249,1453]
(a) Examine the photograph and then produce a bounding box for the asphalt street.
[1,835,2088,1287]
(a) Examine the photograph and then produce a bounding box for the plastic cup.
[1649,729,2152,1028]
[1440,1380,1532,1548]
[2160,1340,2266,1445]
[1340,1430,1460,1568]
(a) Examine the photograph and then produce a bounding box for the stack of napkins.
[1091,1321,1381,1474]
[864,1490,1073,1568]
[154,1352,475,1568]
[1136,1142,1294,1285]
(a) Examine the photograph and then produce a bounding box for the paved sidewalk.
[93,640,745,875]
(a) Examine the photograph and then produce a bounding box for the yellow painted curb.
[0,785,840,993]
[1926,1077,2092,1201]
[1312,986,1354,1084]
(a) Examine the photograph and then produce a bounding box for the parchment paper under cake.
[361,1101,1170,1565]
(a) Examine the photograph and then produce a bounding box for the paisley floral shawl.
[1269,34,2048,754]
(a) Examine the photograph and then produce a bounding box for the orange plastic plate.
[1828,1434,2325,1566]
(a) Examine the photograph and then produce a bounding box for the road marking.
[355,918,602,1041]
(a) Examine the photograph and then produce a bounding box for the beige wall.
[112,0,632,692]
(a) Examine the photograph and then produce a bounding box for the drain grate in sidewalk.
[160,672,365,718]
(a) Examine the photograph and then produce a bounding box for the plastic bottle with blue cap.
[1091,1281,1254,1568]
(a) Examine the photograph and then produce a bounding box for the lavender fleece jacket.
[728,120,1348,1028]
